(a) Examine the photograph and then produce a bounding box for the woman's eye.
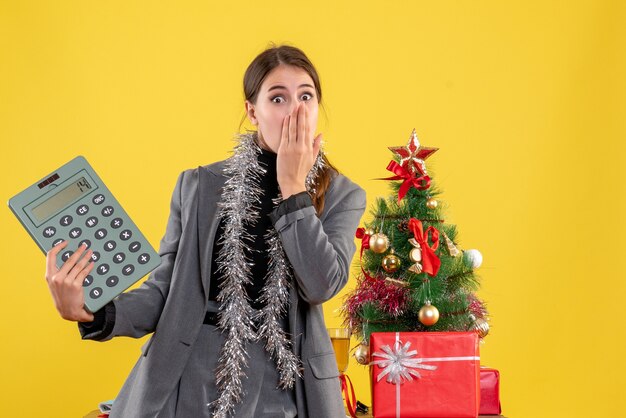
[271,96,285,104]
[301,92,313,101]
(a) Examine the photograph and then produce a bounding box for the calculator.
[8,156,161,313]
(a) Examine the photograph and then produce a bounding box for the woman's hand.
[276,101,323,199]
[45,240,96,322]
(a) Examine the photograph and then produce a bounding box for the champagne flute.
[327,328,351,373]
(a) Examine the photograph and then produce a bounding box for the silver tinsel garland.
[209,130,326,417]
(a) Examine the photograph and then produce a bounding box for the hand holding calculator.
[8,156,162,315]
[45,240,97,322]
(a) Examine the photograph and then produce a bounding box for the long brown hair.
[239,43,339,216]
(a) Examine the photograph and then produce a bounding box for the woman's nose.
[288,100,303,115]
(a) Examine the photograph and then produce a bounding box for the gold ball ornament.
[353,343,370,365]
[470,317,490,338]
[369,233,390,253]
[366,228,375,236]
[426,197,438,209]
[418,301,440,326]
[382,250,401,273]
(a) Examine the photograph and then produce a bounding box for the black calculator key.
[83,275,93,287]
[69,227,82,239]
[106,275,119,287]
[89,287,103,299]
[128,241,141,253]
[76,204,89,216]
[138,253,151,265]
[79,239,91,249]
[104,240,117,251]
[95,229,107,239]
[85,216,98,228]
[101,206,114,217]
[52,238,64,247]
[60,215,73,227]
[92,194,105,205]
[113,252,126,264]
[90,251,101,262]
[120,230,132,241]
[122,264,135,276]
[43,226,56,238]
[96,263,110,275]
[61,251,73,261]
[111,218,123,229]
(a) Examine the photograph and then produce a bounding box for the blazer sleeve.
[268,176,367,305]
[77,170,186,341]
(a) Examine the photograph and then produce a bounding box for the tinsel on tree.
[342,129,490,362]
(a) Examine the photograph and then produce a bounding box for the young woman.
[45,44,367,417]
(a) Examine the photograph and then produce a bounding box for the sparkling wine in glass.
[328,328,351,373]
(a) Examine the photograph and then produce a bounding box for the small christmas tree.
[343,129,489,364]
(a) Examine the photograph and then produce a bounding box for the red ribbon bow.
[408,218,441,276]
[376,160,431,203]
[355,227,371,258]
[355,227,376,280]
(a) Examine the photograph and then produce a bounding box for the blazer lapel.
[197,163,228,301]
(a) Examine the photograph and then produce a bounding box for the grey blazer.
[80,157,367,417]
[83,160,366,418]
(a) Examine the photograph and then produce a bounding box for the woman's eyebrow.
[267,83,314,92]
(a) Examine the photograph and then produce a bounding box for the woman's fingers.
[289,103,298,144]
[297,102,306,147]
[74,259,95,287]
[66,249,93,283]
[58,242,88,276]
[280,114,290,149]
[46,239,67,277]
[77,309,95,323]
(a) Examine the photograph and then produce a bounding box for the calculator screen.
[31,177,93,222]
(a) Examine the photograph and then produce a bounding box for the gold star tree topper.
[388,129,439,175]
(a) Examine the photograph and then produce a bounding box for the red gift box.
[370,331,480,418]
[479,367,501,415]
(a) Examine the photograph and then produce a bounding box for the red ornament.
[407,218,441,276]
[377,160,431,203]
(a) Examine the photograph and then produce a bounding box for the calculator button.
[95,229,107,239]
[89,287,103,299]
[113,252,126,264]
[128,241,141,253]
[85,216,98,228]
[90,251,101,262]
[96,263,110,275]
[106,276,119,287]
[59,215,73,227]
[69,227,82,239]
[138,253,151,265]
[110,218,123,229]
[79,239,91,249]
[120,230,132,241]
[83,275,94,287]
[76,204,89,216]
[52,238,64,247]
[92,194,105,205]
[104,240,117,252]
[61,251,73,261]
[43,226,56,238]
[101,206,114,217]
[122,264,135,276]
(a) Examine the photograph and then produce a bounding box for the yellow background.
[1,1,624,417]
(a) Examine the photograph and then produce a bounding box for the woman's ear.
[245,100,258,126]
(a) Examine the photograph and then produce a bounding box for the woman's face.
[245,64,319,153]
